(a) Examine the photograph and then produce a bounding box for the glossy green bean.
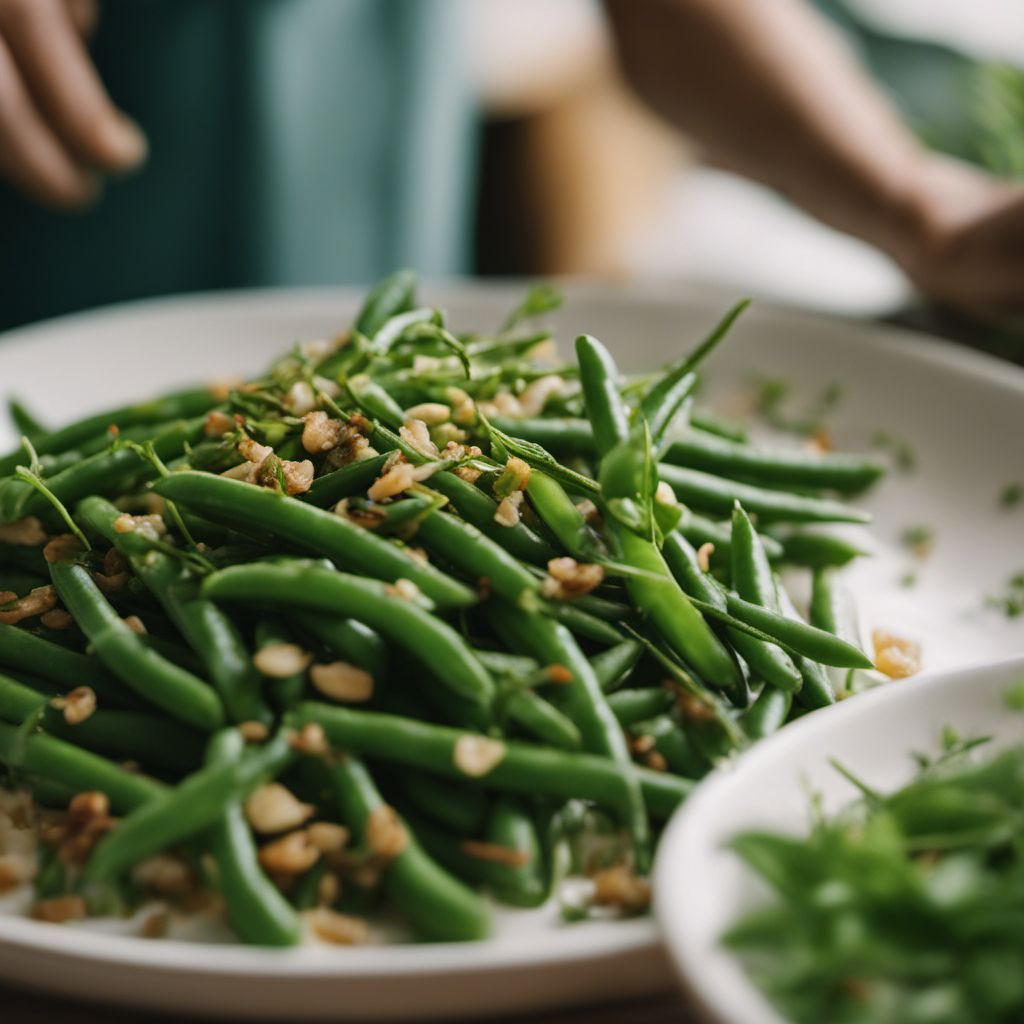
[607,686,675,726]
[0,719,164,812]
[48,559,224,731]
[399,772,487,835]
[298,612,388,678]
[353,268,417,339]
[204,729,301,946]
[202,562,495,717]
[84,730,294,883]
[318,756,491,941]
[156,472,475,611]
[575,335,629,456]
[302,453,390,509]
[658,464,870,525]
[525,469,604,561]
[545,603,624,646]
[291,702,691,821]
[631,714,708,778]
[742,685,793,739]
[772,530,869,568]
[680,512,785,563]
[504,688,583,750]
[775,579,837,710]
[592,638,644,693]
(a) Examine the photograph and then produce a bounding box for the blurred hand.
[0,0,145,209]
[896,157,1024,322]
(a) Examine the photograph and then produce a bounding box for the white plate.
[655,655,1024,1024]
[0,281,1022,1020]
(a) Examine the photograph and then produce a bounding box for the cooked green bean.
[592,638,644,693]
[504,688,583,750]
[302,453,390,509]
[774,530,869,568]
[607,687,675,726]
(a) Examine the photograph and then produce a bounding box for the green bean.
[592,638,644,693]
[353,268,417,339]
[489,417,595,460]
[545,603,624,646]
[689,409,747,443]
[84,729,294,883]
[6,397,45,438]
[348,377,406,428]
[302,453,390,509]
[399,772,487,835]
[475,650,540,678]
[525,469,604,561]
[637,371,698,446]
[78,496,270,725]
[0,719,164,812]
[316,755,491,941]
[48,559,224,731]
[413,508,539,606]
[0,389,216,477]
[504,688,583,750]
[772,529,869,568]
[680,512,785,563]
[775,579,837,710]
[729,504,802,693]
[742,685,793,739]
[371,307,437,355]
[662,532,726,610]
[618,529,743,695]
[203,729,301,946]
[607,687,675,726]
[662,431,884,494]
[291,702,691,821]
[156,472,476,611]
[810,567,862,645]
[0,622,138,705]
[298,612,387,678]
[341,495,439,536]
[202,562,495,718]
[575,335,630,456]
[631,714,708,778]
[658,464,870,525]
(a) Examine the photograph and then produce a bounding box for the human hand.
[893,156,1024,322]
[0,0,146,210]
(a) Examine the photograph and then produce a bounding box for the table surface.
[4,985,693,1024]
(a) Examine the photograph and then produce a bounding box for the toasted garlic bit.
[504,456,531,492]
[453,735,507,778]
[0,591,15,605]
[32,895,87,924]
[366,805,408,862]
[654,481,677,506]
[254,643,312,679]
[399,418,440,459]
[872,629,922,680]
[51,686,97,725]
[258,829,320,876]
[432,422,468,446]
[238,720,270,743]
[590,864,651,913]
[281,459,315,496]
[301,411,345,454]
[132,853,195,897]
[51,791,117,865]
[461,840,530,868]
[306,907,370,946]
[0,790,38,893]
[203,410,236,438]
[576,498,601,526]
[208,379,243,403]
[122,615,148,636]
[0,516,46,546]
[446,441,484,484]
[645,751,668,772]
[42,534,84,564]
[478,390,523,420]
[696,542,715,573]
[368,460,417,502]
[446,386,477,426]
[547,664,574,684]
[385,579,420,603]
[405,402,450,426]
[0,586,57,625]
[542,557,604,601]
[39,608,73,630]
[244,784,315,835]
[0,851,37,891]
[332,498,386,530]
[113,512,167,543]
[284,380,317,416]
[517,375,563,417]
[494,490,524,527]
[290,722,329,756]
[310,662,374,703]
[238,437,275,464]
[307,822,350,855]
[677,691,717,723]
[317,871,342,907]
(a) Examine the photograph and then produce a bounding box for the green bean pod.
[318,756,491,941]
[302,453,390,509]
[399,772,487,835]
[679,512,785,563]
[773,530,869,568]
[525,468,605,561]
[592,638,645,693]
[575,335,630,455]
[155,472,476,610]
[631,714,708,778]
[202,562,495,719]
[607,687,675,727]
[84,729,294,883]
[203,729,302,946]
[504,688,583,751]
[298,612,388,678]
[352,268,418,339]
[49,559,224,731]
[742,685,793,739]
[254,617,308,710]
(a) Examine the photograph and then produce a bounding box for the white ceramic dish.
[0,281,1021,1020]
[655,655,1024,1024]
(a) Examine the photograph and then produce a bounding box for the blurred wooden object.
[470,0,683,277]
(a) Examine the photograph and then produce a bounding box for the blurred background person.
[0,0,1021,342]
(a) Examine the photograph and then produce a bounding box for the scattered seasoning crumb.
[899,524,934,559]
[453,735,506,777]
[1000,482,1024,509]
[872,629,922,679]
[986,571,1024,619]
[899,570,918,589]
[50,686,97,725]
[238,721,270,743]
[32,895,86,924]
[872,431,916,472]
[461,840,530,868]
[244,784,315,835]
[289,722,329,756]
[306,907,369,946]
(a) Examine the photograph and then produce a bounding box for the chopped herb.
[1000,482,1023,509]
[986,571,1024,618]
[899,524,934,558]
[751,377,844,437]
[899,570,918,588]
[872,430,916,472]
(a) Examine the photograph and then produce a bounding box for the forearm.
[604,0,927,261]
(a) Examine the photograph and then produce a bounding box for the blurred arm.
[605,0,1024,319]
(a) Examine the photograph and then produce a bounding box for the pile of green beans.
[0,271,882,947]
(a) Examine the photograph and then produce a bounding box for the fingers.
[0,0,145,173]
[0,33,98,208]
